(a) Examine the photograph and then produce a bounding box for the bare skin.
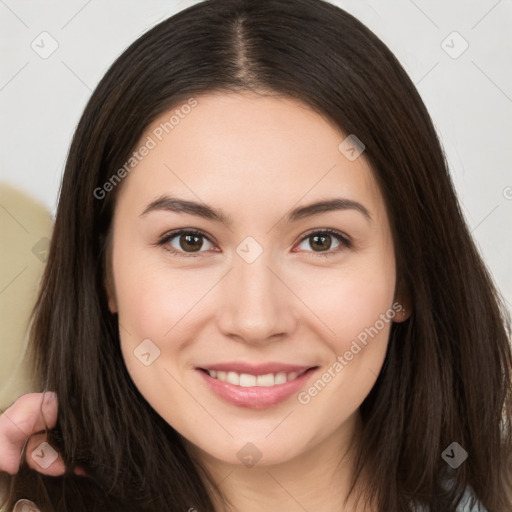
[0,392,85,477]
[107,91,410,511]
[0,91,409,511]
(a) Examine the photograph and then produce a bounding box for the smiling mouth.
[198,367,319,388]
[196,365,320,409]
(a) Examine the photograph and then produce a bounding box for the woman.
[0,0,510,510]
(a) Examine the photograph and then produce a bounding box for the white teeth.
[239,374,257,387]
[256,373,275,387]
[274,372,287,385]
[206,369,307,387]
[226,371,240,386]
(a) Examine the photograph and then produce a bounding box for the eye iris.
[173,232,337,253]
[180,233,203,252]
[310,233,331,251]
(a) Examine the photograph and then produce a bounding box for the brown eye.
[309,233,333,252]
[159,230,216,256]
[295,229,351,256]
[178,233,204,252]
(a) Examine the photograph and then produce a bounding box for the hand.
[0,392,86,476]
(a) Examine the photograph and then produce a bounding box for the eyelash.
[156,228,352,259]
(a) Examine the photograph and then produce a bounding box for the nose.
[216,249,297,345]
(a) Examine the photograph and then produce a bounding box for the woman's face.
[107,91,408,468]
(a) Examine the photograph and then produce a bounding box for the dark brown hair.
[1,0,511,510]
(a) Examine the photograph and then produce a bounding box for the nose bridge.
[216,245,295,343]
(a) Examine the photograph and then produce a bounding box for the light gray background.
[1,0,511,306]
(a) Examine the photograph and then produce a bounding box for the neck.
[186,411,376,512]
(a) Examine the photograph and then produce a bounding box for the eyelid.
[293,228,352,256]
[156,228,216,258]
[156,227,352,258]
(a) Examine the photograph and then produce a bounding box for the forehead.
[114,91,386,225]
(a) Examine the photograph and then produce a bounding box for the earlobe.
[107,292,117,314]
[105,273,118,314]
[394,303,411,323]
[393,278,412,323]
[103,235,117,314]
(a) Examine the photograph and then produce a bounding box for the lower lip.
[197,368,318,409]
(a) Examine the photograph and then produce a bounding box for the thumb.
[0,391,88,477]
[0,391,69,476]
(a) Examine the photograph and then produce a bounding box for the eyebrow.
[139,195,372,226]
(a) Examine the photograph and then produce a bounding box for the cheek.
[113,248,209,340]
[293,262,396,419]
[113,241,396,348]
[111,250,202,413]
[297,255,396,349]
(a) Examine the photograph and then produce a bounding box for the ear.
[392,301,411,323]
[393,276,412,323]
[103,238,117,314]
[105,278,117,314]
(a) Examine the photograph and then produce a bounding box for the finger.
[25,433,88,477]
[25,431,67,476]
[73,465,88,476]
[13,499,41,512]
[40,391,59,430]
[0,392,58,474]
[1,392,87,477]
[3,392,58,437]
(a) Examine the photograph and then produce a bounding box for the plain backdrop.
[1,0,511,304]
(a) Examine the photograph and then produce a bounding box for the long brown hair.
[1,0,511,510]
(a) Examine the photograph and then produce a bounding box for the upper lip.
[198,362,317,376]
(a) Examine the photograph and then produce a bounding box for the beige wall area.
[0,183,53,413]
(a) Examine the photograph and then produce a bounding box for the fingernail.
[74,465,88,476]
[42,391,57,404]
[13,499,41,511]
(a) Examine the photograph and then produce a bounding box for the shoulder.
[412,486,488,512]
[455,486,488,512]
